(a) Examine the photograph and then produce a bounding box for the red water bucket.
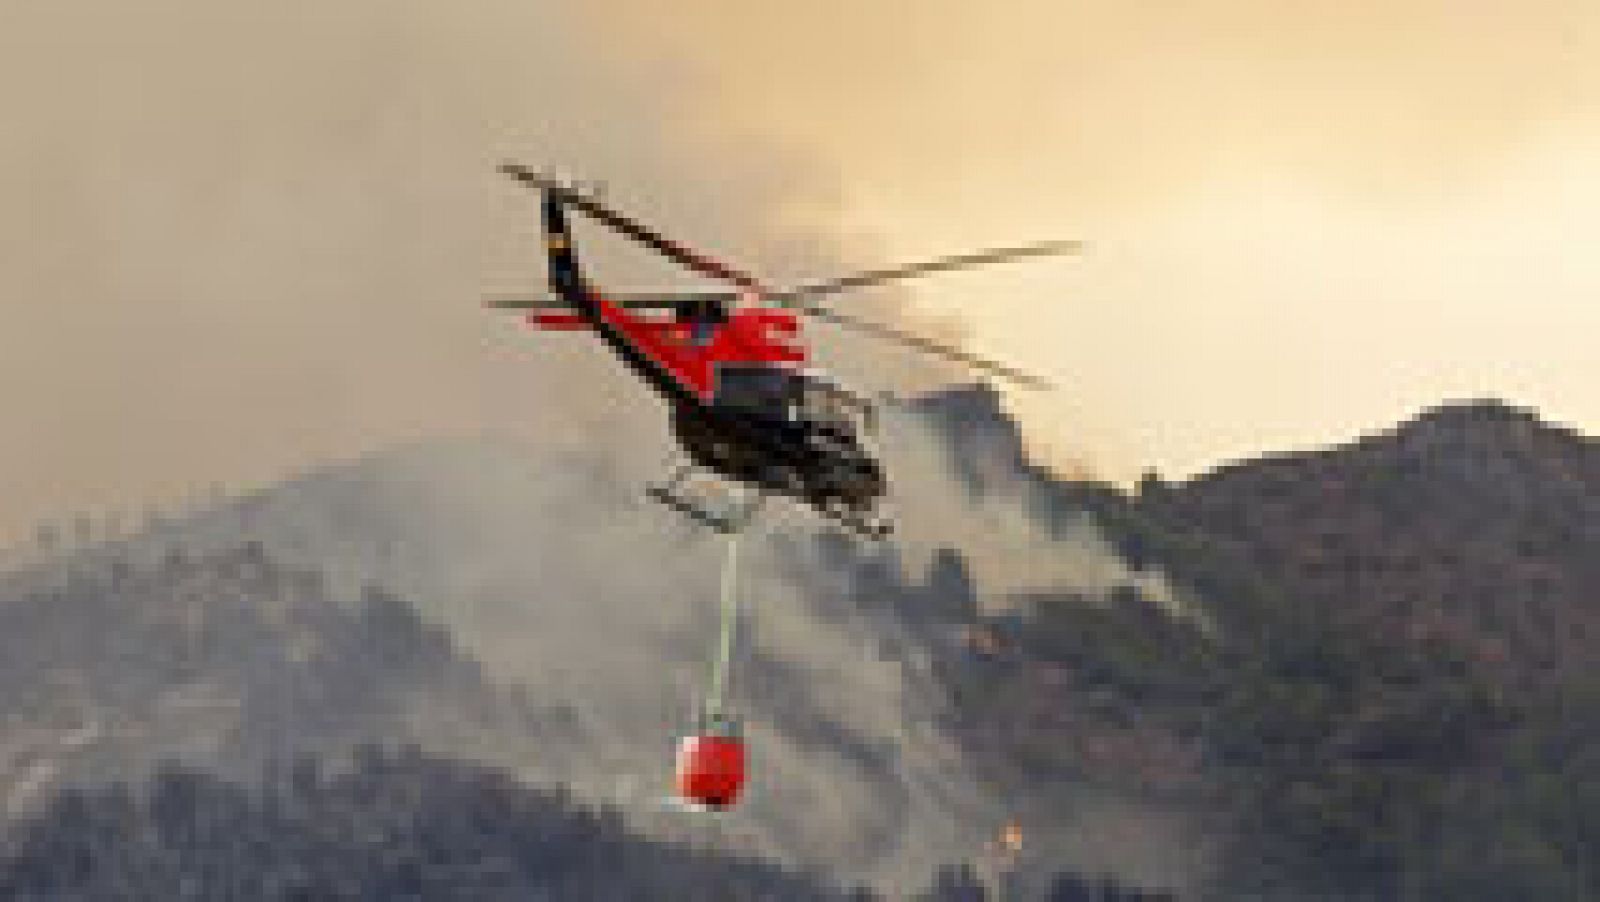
[674,732,746,809]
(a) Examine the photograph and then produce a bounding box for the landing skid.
[647,464,892,540]
[646,465,765,534]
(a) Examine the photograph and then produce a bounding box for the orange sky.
[3,2,1599,539]
[585,1,1600,478]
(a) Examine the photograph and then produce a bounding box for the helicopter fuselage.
[668,385,886,523]
[496,162,1068,537]
[517,174,890,534]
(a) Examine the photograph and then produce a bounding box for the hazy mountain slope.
[201,392,1198,894]
[1146,399,1600,687]
[947,398,1600,899]
[0,747,869,901]
[0,387,1199,897]
[0,541,539,822]
[15,386,1596,898]
[10,387,1592,897]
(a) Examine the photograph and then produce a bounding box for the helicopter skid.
[647,463,892,540]
[646,466,764,534]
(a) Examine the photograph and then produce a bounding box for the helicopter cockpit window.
[714,365,800,420]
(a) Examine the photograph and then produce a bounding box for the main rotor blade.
[501,162,770,294]
[795,302,1053,390]
[772,240,1083,305]
[484,296,566,310]
[484,291,739,311]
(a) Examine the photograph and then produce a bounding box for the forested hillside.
[932,397,1600,898]
[2,390,1594,898]
[0,746,869,900]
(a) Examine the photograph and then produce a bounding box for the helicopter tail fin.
[498,163,590,303]
[540,185,586,300]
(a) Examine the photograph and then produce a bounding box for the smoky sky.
[591,1,1600,481]
[8,2,1600,536]
[0,1,905,540]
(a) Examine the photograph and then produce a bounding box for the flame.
[1000,820,1024,854]
[963,624,1004,656]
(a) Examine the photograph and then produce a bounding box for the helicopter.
[488,162,1078,539]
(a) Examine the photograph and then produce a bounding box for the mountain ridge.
[3,386,1597,898]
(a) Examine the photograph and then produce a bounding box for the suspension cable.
[702,530,742,729]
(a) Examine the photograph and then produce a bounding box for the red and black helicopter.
[489,162,1077,539]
